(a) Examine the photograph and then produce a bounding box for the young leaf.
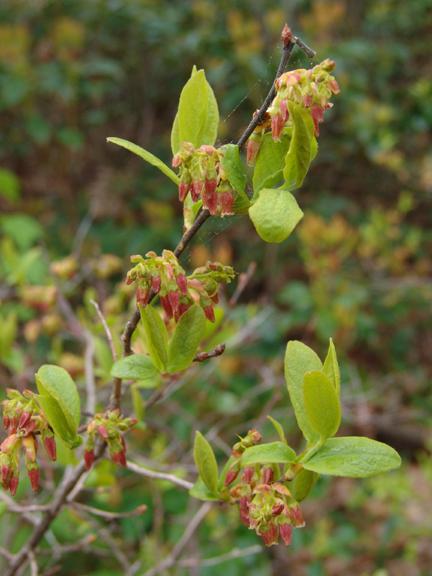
[167,305,206,373]
[220,144,250,213]
[267,415,287,443]
[248,188,303,243]
[140,306,169,372]
[107,137,179,185]
[35,365,81,436]
[283,102,317,189]
[303,437,401,477]
[193,431,219,494]
[303,370,341,439]
[252,133,290,195]
[284,341,323,445]
[291,468,318,502]
[241,441,296,466]
[323,337,340,395]
[171,67,219,154]
[36,395,81,448]
[111,354,159,382]
[189,476,221,501]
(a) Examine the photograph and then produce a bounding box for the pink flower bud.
[224,468,239,486]
[18,411,32,430]
[136,286,150,306]
[43,434,57,461]
[271,113,284,140]
[112,449,126,467]
[203,305,215,322]
[239,497,250,526]
[84,449,95,470]
[160,295,173,318]
[280,523,293,545]
[246,138,260,165]
[98,425,109,440]
[9,474,19,496]
[3,416,10,430]
[151,275,161,293]
[242,467,254,484]
[272,502,284,516]
[27,466,40,492]
[168,290,180,315]
[178,181,190,202]
[191,180,204,202]
[219,190,234,215]
[262,467,274,485]
[178,302,190,318]
[288,505,305,528]
[280,99,289,122]
[176,274,188,295]
[310,105,325,136]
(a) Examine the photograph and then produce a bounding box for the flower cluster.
[1,389,57,494]
[172,142,235,216]
[126,250,235,322]
[84,410,137,470]
[224,430,305,546]
[247,59,340,164]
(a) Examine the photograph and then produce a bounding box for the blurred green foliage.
[0,0,431,574]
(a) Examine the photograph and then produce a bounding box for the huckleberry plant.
[1,25,400,574]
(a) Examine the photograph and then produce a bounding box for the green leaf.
[284,341,323,445]
[140,306,169,372]
[303,437,401,477]
[220,144,250,213]
[283,103,317,189]
[35,365,81,443]
[171,67,219,154]
[248,188,303,243]
[189,476,220,501]
[323,338,340,395]
[168,305,205,373]
[0,168,20,202]
[36,395,81,448]
[193,431,219,494]
[267,415,287,443]
[253,133,290,195]
[291,469,318,502]
[111,354,159,382]
[107,137,179,185]
[303,370,341,440]
[241,442,296,466]
[131,384,145,421]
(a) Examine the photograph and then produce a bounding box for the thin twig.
[229,262,257,307]
[193,343,226,362]
[178,544,263,568]
[90,299,117,361]
[126,461,193,491]
[71,502,147,520]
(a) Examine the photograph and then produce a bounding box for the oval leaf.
[189,476,220,501]
[140,306,169,372]
[248,188,303,243]
[193,431,219,494]
[111,354,159,382]
[171,67,219,153]
[323,337,340,395]
[36,364,80,433]
[36,395,81,448]
[284,341,323,444]
[168,305,205,373]
[283,102,317,189]
[303,437,402,477]
[107,137,179,185]
[252,133,290,195]
[303,370,341,439]
[241,441,296,466]
[291,468,318,502]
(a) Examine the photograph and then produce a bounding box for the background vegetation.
[0,0,431,574]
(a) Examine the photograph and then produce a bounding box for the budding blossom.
[172,143,236,216]
[84,410,137,470]
[1,389,57,494]
[224,430,305,546]
[247,59,340,164]
[126,250,235,322]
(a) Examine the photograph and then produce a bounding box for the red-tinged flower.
[272,502,284,516]
[203,305,215,322]
[168,290,180,315]
[3,416,10,430]
[262,467,273,485]
[84,449,95,470]
[22,435,37,463]
[224,467,239,486]
[111,449,126,467]
[280,522,293,545]
[260,523,279,546]
[177,302,190,317]
[43,434,57,461]
[246,138,260,165]
[9,474,19,496]
[178,181,190,202]
[202,179,218,214]
[288,504,305,527]
[271,113,284,140]
[27,466,40,492]
[310,105,325,136]
[191,180,204,202]
[176,274,188,295]
[242,467,255,484]
[160,295,173,318]
[280,98,289,122]
[172,153,181,168]
[18,411,32,430]
[239,497,250,526]
[151,275,161,293]
[0,453,11,488]
[136,286,150,306]
[219,190,234,216]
